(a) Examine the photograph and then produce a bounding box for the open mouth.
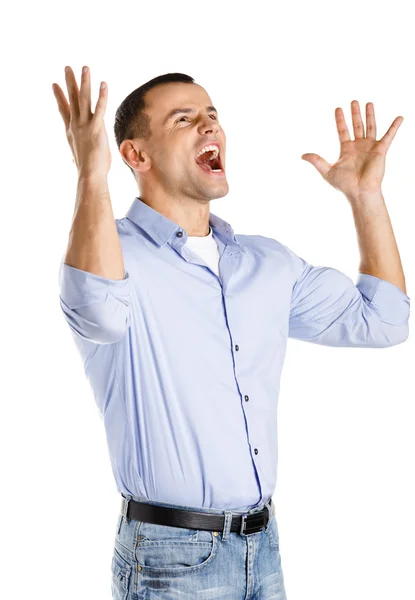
[195,145,224,175]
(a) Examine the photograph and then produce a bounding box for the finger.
[365,102,376,139]
[64,66,80,120]
[335,107,351,144]
[79,66,92,122]
[93,81,108,122]
[351,100,364,139]
[378,116,404,152]
[301,153,331,179]
[52,82,73,130]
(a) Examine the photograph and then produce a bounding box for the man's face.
[139,82,229,201]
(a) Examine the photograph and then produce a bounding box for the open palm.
[302,100,404,199]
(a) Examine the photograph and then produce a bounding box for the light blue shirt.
[58,197,410,512]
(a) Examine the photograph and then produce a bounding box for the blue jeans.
[111,494,288,599]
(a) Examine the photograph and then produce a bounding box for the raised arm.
[53,66,131,343]
[287,100,410,348]
[286,245,410,348]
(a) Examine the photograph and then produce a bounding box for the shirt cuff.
[356,272,410,326]
[59,262,130,308]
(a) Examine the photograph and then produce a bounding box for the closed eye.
[177,114,218,123]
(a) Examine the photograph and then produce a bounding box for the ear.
[120,139,152,173]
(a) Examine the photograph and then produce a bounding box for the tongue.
[195,150,215,169]
[197,161,213,171]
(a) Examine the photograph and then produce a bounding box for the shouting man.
[53,66,410,599]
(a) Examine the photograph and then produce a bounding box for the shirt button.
[235,345,239,351]
[244,395,249,402]
[176,231,183,237]
[254,448,258,455]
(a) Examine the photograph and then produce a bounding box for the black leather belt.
[120,496,272,537]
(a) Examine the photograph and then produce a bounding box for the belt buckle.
[239,505,269,536]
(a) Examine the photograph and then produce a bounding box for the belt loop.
[264,498,273,532]
[117,513,123,535]
[121,494,132,524]
[221,510,233,542]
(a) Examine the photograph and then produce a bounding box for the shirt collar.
[125,197,241,250]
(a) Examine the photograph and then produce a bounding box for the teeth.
[196,144,219,160]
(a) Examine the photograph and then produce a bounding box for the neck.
[138,193,211,237]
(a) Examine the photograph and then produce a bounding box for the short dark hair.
[114,73,195,179]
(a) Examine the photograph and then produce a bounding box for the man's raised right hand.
[52,66,112,178]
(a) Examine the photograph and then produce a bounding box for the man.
[53,66,410,599]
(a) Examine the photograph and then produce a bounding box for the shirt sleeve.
[58,257,132,344]
[283,244,410,348]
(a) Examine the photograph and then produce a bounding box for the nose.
[198,115,219,135]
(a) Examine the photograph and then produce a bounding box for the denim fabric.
[111,495,287,599]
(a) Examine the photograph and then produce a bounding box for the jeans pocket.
[135,521,218,575]
[111,546,132,599]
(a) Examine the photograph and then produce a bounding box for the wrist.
[346,188,385,208]
[78,170,109,184]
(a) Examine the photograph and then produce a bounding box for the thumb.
[301,153,331,179]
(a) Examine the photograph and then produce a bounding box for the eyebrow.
[163,106,218,124]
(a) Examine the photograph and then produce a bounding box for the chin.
[208,183,230,200]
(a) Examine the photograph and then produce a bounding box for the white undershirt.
[184,226,220,277]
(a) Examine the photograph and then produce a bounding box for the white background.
[1,1,414,598]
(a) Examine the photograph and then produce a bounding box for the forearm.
[64,174,125,280]
[346,189,407,295]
